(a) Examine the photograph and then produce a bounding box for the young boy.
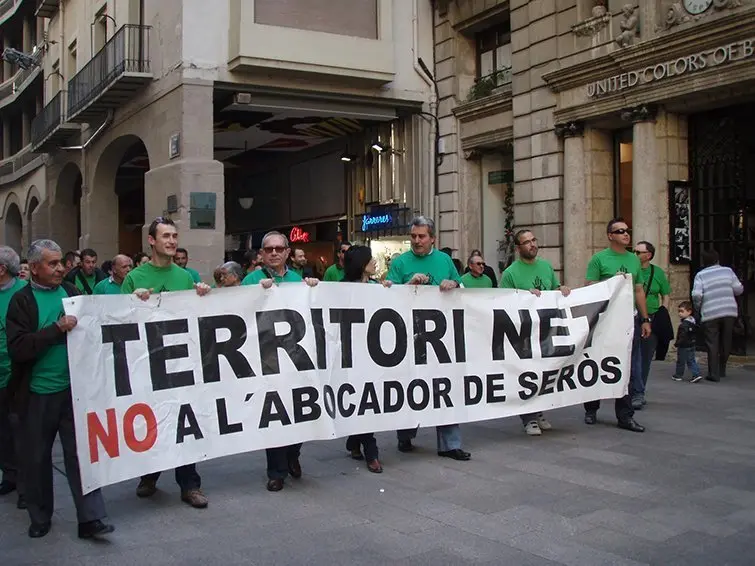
[673,301,703,383]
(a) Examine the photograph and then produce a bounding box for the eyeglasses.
[518,238,538,246]
[262,246,287,254]
[611,228,630,235]
[634,250,648,255]
[471,262,485,266]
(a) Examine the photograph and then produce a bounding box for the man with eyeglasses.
[242,231,318,491]
[500,229,570,436]
[323,241,351,282]
[121,217,212,509]
[583,217,649,433]
[461,253,492,288]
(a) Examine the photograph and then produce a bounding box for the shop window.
[614,128,633,227]
[475,23,511,88]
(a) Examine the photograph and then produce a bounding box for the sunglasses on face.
[634,250,648,255]
[611,228,630,235]
[471,261,485,267]
[262,246,287,254]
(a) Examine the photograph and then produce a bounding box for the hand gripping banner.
[64,276,634,493]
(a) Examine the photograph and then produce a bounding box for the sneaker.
[690,375,703,383]
[181,488,208,509]
[135,477,157,498]
[536,414,552,431]
[671,375,683,381]
[524,421,542,436]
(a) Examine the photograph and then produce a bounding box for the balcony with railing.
[34,0,59,18]
[452,67,513,153]
[30,91,77,151]
[0,63,41,109]
[66,23,151,123]
[0,0,23,26]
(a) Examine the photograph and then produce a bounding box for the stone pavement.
[2,359,755,566]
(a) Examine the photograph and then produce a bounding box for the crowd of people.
[0,213,744,542]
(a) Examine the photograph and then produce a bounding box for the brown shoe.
[181,489,208,508]
[288,458,302,479]
[267,478,284,492]
[136,478,157,498]
[367,459,383,473]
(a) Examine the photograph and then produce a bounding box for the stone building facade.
[434,0,754,354]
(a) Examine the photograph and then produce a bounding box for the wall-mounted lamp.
[371,142,404,155]
[238,197,254,210]
[340,152,358,163]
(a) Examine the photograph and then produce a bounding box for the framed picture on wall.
[669,180,691,264]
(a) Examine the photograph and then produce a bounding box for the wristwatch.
[641,317,651,324]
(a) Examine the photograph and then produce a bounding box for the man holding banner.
[387,215,470,461]
[121,217,212,509]
[242,230,319,491]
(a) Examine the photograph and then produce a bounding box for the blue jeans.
[674,347,701,379]
[397,424,462,452]
[629,317,644,398]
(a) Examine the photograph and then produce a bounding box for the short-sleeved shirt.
[387,249,462,286]
[642,264,671,314]
[184,266,201,284]
[93,277,122,295]
[121,262,195,294]
[242,266,303,285]
[585,248,644,285]
[461,272,493,289]
[500,258,560,291]
[0,278,27,388]
[323,264,345,282]
[30,286,70,394]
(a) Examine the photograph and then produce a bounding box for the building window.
[476,23,511,85]
[50,60,61,96]
[67,40,77,76]
[614,128,633,227]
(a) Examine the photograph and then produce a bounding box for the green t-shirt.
[184,266,201,284]
[461,272,493,289]
[291,266,303,278]
[121,262,195,294]
[30,286,70,394]
[323,264,344,282]
[242,267,303,285]
[73,271,97,295]
[387,249,462,286]
[586,248,644,284]
[0,278,27,388]
[642,264,671,314]
[500,258,560,291]
[93,278,122,295]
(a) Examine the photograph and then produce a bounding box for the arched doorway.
[26,195,39,250]
[4,202,22,253]
[55,162,84,251]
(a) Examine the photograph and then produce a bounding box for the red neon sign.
[289,226,311,243]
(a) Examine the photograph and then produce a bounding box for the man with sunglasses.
[121,217,212,509]
[242,231,318,491]
[583,217,649,433]
[461,252,492,288]
[323,241,351,282]
[500,229,570,436]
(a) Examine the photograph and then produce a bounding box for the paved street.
[2,359,755,566]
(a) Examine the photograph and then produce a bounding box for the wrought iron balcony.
[30,91,78,151]
[0,0,22,25]
[66,24,151,123]
[35,0,59,18]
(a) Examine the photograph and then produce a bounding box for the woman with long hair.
[342,245,390,473]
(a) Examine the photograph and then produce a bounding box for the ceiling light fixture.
[340,152,358,163]
[238,197,254,210]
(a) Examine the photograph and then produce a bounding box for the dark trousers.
[702,316,736,379]
[141,464,201,492]
[674,347,701,378]
[25,389,106,525]
[0,386,23,494]
[346,434,379,462]
[266,443,302,480]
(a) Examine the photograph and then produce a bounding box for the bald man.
[93,255,133,295]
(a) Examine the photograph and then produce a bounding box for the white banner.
[64,276,634,493]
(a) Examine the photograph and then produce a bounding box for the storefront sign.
[488,170,513,184]
[289,226,311,243]
[587,39,754,98]
[362,212,393,231]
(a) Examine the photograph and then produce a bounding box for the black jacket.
[64,267,107,294]
[675,317,697,349]
[6,283,80,414]
[651,306,675,360]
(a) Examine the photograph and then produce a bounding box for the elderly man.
[93,255,133,295]
[387,215,470,461]
[242,231,318,491]
[64,248,106,295]
[461,252,492,288]
[217,261,244,287]
[6,240,114,539]
[0,246,27,509]
[122,217,212,508]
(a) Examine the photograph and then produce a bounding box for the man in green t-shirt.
[583,218,650,433]
[93,255,133,295]
[461,253,492,288]
[289,247,314,278]
[64,248,106,295]
[387,216,470,462]
[242,231,318,492]
[0,246,27,509]
[122,218,211,509]
[174,247,202,284]
[500,230,570,437]
[323,241,351,281]
[6,239,114,540]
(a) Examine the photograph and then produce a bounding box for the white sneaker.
[536,415,552,431]
[524,421,542,436]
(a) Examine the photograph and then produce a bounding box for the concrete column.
[557,121,588,288]
[2,118,10,158]
[22,16,32,53]
[3,36,10,81]
[623,105,660,247]
[21,109,30,147]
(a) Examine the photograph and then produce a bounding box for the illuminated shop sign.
[289,226,311,243]
[362,212,393,231]
[587,39,753,98]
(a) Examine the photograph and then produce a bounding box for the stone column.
[21,109,30,147]
[3,36,10,81]
[2,117,10,158]
[556,121,587,288]
[622,104,660,247]
[22,16,32,53]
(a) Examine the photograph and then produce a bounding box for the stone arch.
[24,184,42,216]
[88,134,150,258]
[51,162,84,252]
[25,186,40,252]
[3,194,23,254]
